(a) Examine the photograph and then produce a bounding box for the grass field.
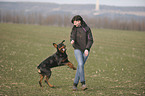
[0,23,145,96]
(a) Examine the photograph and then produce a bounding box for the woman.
[70,15,93,91]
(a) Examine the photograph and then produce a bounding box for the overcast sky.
[0,0,145,6]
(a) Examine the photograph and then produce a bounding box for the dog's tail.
[37,65,41,74]
[37,64,41,69]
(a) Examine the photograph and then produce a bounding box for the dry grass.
[0,23,145,96]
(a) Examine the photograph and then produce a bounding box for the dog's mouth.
[58,46,66,53]
[62,48,66,51]
[61,47,66,52]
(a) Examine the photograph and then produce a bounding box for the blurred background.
[0,0,145,31]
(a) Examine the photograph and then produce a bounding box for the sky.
[0,0,145,7]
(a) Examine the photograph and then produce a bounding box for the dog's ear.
[61,40,65,43]
[53,43,57,48]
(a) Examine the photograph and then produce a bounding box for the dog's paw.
[50,85,55,88]
[73,67,77,70]
[39,81,43,87]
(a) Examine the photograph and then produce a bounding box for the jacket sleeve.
[70,27,76,41]
[86,28,93,51]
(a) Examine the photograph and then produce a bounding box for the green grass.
[0,23,145,96]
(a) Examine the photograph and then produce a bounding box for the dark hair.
[71,15,83,24]
[71,15,87,27]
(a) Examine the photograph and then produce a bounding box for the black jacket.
[70,23,93,52]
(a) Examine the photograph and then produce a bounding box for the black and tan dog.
[37,40,76,88]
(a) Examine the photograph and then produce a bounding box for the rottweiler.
[37,40,76,88]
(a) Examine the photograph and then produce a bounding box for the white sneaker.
[82,85,88,90]
[73,86,78,91]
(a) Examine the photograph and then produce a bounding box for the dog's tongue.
[62,48,65,51]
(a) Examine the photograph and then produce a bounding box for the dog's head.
[53,40,66,53]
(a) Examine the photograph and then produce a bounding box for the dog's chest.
[44,53,67,68]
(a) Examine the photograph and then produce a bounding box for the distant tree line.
[85,16,145,31]
[0,11,145,31]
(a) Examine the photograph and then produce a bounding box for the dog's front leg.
[65,62,76,70]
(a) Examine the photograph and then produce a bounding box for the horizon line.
[0,1,145,7]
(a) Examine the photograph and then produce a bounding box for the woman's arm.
[86,28,93,51]
[70,27,76,43]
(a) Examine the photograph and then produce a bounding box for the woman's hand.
[71,40,75,44]
[84,49,89,56]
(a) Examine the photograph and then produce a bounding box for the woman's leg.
[73,49,89,85]
[74,49,83,85]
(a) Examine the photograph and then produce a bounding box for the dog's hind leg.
[39,74,44,87]
[44,69,54,88]
[45,76,54,88]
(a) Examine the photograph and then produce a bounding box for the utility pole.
[96,0,99,11]
[94,0,100,15]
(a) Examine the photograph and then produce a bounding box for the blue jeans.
[74,49,89,85]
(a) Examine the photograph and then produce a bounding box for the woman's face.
[74,20,81,27]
